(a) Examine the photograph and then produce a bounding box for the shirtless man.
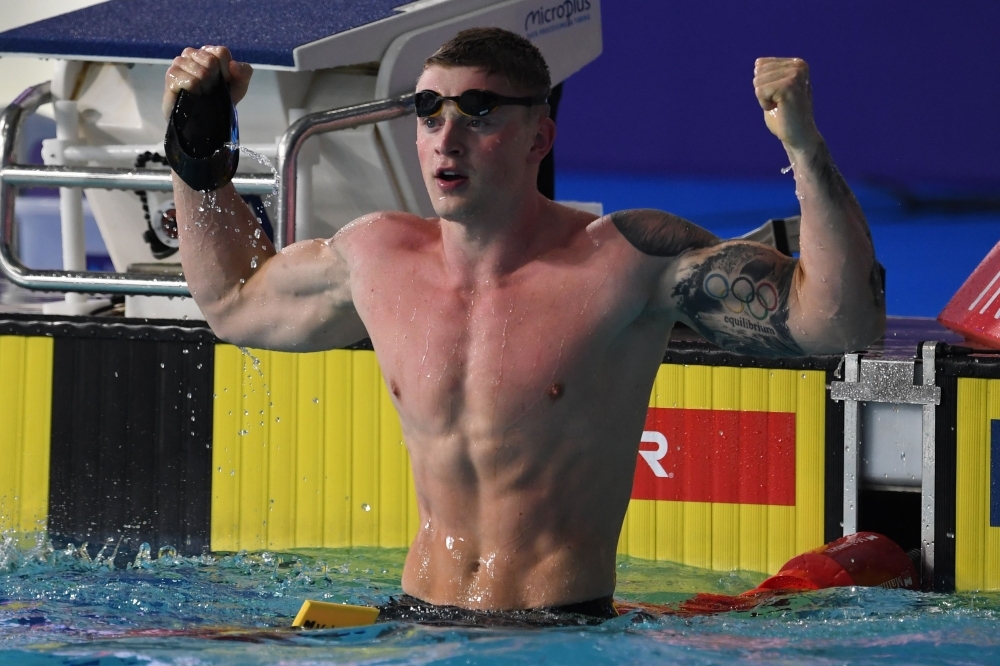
[164,28,884,614]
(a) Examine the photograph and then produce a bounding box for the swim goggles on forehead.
[414,89,548,118]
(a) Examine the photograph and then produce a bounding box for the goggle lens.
[414,90,444,117]
[456,90,497,116]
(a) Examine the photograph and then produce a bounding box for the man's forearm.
[785,139,885,348]
[174,175,275,320]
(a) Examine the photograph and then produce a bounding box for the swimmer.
[164,28,884,615]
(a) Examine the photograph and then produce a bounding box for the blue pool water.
[2,535,1000,664]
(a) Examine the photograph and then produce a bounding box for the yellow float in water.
[292,599,380,629]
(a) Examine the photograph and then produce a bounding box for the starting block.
[939,239,1000,348]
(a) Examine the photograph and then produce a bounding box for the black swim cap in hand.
[164,76,240,191]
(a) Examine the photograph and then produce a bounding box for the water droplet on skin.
[780,163,794,175]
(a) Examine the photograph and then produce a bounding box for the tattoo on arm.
[673,243,806,357]
[611,209,719,257]
[611,209,809,357]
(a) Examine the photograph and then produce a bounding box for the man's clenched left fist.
[753,57,822,152]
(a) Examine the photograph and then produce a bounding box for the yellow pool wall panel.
[211,346,418,551]
[0,335,54,538]
[617,365,826,575]
[955,377,1000,591]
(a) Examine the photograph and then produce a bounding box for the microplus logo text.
[525,0,592,36]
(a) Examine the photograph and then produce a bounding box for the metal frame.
[919,341,938,588]
[274,94,414,250]
[0,81,414,296]
[839,353,862,536]
[830,347,942,587]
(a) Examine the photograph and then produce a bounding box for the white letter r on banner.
[639,431,669,477]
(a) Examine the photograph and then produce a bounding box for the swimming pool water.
[2,534,1000,664]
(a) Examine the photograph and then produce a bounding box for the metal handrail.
[274,93,414,250]
[3,164,276,193]
[0,81,415,295]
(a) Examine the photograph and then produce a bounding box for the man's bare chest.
[350,253,648,429]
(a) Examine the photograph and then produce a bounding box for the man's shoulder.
[607,208,720,258]
[333,210,439,251]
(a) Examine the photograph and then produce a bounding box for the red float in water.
[617,531,918,617]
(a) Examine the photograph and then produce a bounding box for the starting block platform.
[0,0,516,70]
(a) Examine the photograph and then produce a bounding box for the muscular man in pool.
[165,29,883,614]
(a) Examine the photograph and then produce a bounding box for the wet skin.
[167,48,884,609]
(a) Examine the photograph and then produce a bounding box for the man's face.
[415,65,549,222]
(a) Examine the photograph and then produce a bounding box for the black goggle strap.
[415,90,548,117]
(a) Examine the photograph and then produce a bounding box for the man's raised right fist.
[162,45,253,120]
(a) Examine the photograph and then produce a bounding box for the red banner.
[632,407,796,506]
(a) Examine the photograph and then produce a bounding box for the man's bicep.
[222,239,363,350]
[667,240,806,358]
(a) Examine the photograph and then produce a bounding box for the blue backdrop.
[556,0,1000,184]
[554,1,1000,317]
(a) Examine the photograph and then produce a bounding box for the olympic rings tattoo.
[703,272,779,320]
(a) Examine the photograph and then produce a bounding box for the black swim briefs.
[377,594,618,628]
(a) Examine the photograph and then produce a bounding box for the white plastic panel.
[860,401,924,488]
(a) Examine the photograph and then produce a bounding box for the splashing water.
[2,532,1000,664]
[238,346,265,378]
[227,142,280,207]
